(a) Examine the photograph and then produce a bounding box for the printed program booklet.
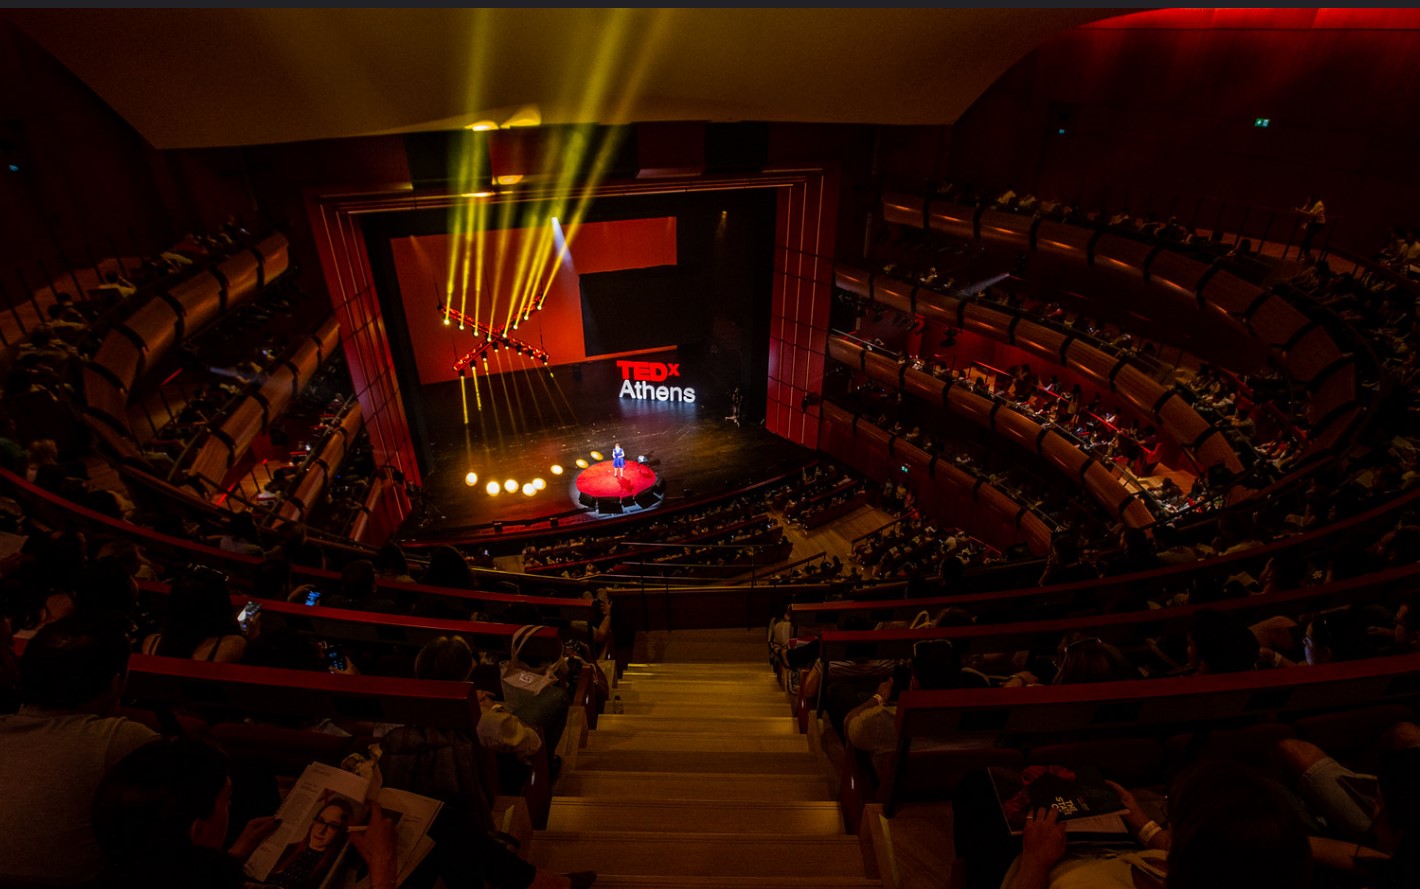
[242,762,441,889]
[988,764,1130,839]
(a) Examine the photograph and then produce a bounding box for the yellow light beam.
[472,199,488,334]
[489,198,517,335]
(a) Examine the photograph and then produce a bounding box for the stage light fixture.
[522,483,536,496]
[575,458,589,469]
[466,120,498,131]
[464,472,478,486]
[504,479,518,493]
[532,478,546,490]
[461,190,496,199]
[590,451,604,461]
[550,464,564,475]
[443,318,450,326]
[486,481,501,496]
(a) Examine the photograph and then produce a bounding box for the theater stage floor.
[410,364,811,538]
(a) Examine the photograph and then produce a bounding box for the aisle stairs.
[526,633,882,888]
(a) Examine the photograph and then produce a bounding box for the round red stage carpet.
[575,460,658,500]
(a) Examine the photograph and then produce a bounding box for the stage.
[408,357,811,537]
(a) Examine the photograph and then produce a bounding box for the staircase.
[527,642,882,888]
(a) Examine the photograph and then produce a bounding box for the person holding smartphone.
[139,567,250,664]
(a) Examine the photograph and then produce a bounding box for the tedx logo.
[618,361,680,381]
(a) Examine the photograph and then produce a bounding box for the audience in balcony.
[1037,536,1098,587]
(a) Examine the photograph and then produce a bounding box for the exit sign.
[1254,117,1271,128]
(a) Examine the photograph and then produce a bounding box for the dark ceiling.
[6,8,1126,149]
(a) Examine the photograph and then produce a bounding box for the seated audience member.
[0,414,25,472]
[806,618,900,727]
[0,615,158,885]
[421,545,476,590]
[419,636,542,765]
[241,625,329,673]
[74,555,146,635]
[1368,595,1420,655]
[373,542,416,583]
[569,590,613,651]
[1056,636,1135,685]
[1100,528,1161,577]
[1271,722,1420,844]
[218,511,266,557]
[140,566,248,663]
[25,438,73,492]
[1000,634,1136,688]
[1037,536,1098,587]
[842,639,987,771]
[328,559,408,615]
[1003,760,1311,889]
[379,637,593,889]
[1187,607,1261,674]
[252,557,297,602]
[91,737,376,889]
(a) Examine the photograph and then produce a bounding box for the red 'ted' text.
[618,361,680,381]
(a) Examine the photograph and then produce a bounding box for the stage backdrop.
[390,217,679,385]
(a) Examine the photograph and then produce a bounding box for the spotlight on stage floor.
[532,478,546,490]
[550,464,564,475]
[485,481,500,496]
[503,479,518,493]
[464,472,478,487]
[575,458,589,469]
[521,483,536,496]
[590,450,604,461]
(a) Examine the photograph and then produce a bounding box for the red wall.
[767,173,837,449]
[946,8,1420,253]
[0,23,180,307]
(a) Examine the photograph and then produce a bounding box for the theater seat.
[1293,704,1419,766]
[207,722,358,775]
[1026,738,1165,787]
[1164,722,1295,772]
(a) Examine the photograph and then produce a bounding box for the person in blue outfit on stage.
[612,443,625,479]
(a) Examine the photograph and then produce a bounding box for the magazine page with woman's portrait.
[243,764,370,888]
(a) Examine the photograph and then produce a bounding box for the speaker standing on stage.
[612,443,625,479]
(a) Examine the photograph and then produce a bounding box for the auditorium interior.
[4,8,1420,889]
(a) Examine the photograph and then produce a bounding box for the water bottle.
[611,695,623,714]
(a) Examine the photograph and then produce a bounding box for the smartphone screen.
[325,645,347,672]
[236,600,261,632]
[304,589,321,607]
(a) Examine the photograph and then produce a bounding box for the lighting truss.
[441,298,551,374]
